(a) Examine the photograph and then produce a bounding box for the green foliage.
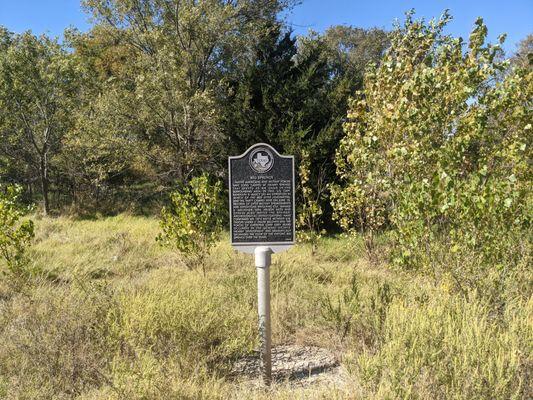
[1,8,389,216]
[59,30,141,211]
[0,31,79,214]
[157,174,225,269]
[224,25,388,227]
[331,11,532,295]
[0,185,34,277]
[81,0,293,182]
[297,149,326,250]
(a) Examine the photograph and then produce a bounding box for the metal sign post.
[255,246,272,384]
[228,143,295,385]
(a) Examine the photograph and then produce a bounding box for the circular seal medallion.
[249,147,274,173]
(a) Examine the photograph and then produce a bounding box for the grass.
[0,215,530,399]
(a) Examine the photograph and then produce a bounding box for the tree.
[55,28,144,212]
[512,33,532,69]
[82,0,294,182]
[0,30,79,215]
[223,24,389,230]
[331,11,531,293]
[224,24,388,156]
[297,149,326,253]
[319,25,389,81]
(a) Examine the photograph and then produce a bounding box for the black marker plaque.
[229,143,295,248]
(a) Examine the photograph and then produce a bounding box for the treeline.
[0,0,388,216]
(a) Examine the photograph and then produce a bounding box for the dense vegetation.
[0,1,531,399]
[0,0,388,217]
[332,11,531,304]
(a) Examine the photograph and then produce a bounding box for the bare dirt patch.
[231,345,349,390]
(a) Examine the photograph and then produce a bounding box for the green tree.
[224,25,388,229]
[82,0,293,183]
[0,30,79,215]
[320,25,389,79]
[56,28,143,212]
[297,149,326,253]
[331,11,531,291]
[157,174,225,271]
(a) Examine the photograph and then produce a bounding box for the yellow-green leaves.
[297,149,325,250]
[332,11,532,295]
[0,185,34,277]
[157,174,225,270]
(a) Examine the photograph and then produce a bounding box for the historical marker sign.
[229,143,295,253]
[229,143,295,384]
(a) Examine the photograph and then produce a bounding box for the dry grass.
[0,215,530,399]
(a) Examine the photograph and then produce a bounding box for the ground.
[0,214,530,399]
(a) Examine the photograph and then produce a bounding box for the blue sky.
[0,0,531,54]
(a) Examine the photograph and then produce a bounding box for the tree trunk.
[40,157,50,215]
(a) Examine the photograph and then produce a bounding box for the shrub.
[157,174,225,270]
[319,273,360,341]
[297,149,326,253]
[0,185,34,278]
[331,11,532,296]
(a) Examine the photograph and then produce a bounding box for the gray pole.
[255,246,272,385]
